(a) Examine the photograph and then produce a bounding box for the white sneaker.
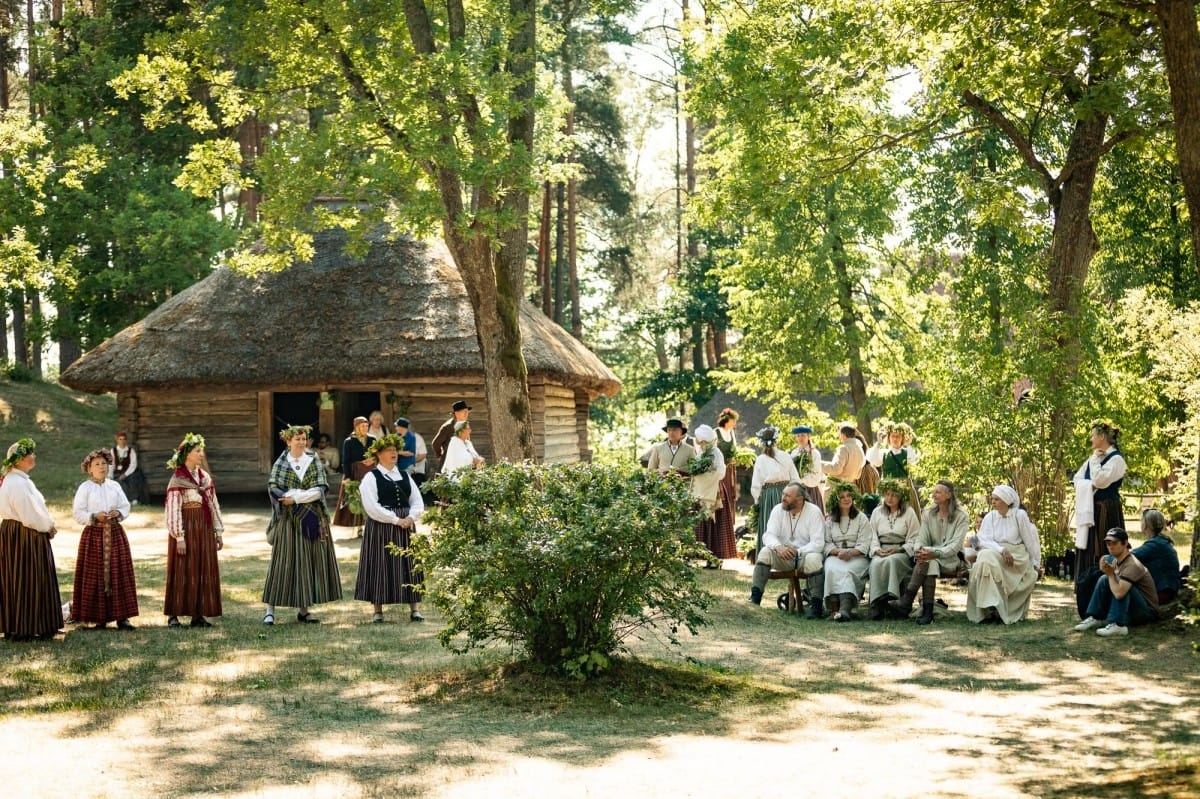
[1097,623,1128,637]
[1073,616,1102,631]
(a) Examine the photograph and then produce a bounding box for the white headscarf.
[693,424,716,443]
[992,484,1020,509]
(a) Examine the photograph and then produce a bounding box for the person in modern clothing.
[866,479,921,620]
[110,431,150,506]
[690,425,736,562]
[392,417,418,474]
[1132,509,1182,605]
[333,416,376,530]
[71,448,137,630]
[1074,528,1159,637]
[789,425,825,507]
[965,484,1040,624]
[1071,420,1126,594]
[431,400,472,474]
[441,420,486,480]
[163,433,225,628]
[355,434,425,623]
[820,483,871,622]
[749,482,824,607]
[750,426,800,551]
[0,438,62,641]
[889,480,969,624]
[262,425,342,625]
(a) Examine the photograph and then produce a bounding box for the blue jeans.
[1086,578,1157,627]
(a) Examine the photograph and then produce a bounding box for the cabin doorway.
[272,392,320,461]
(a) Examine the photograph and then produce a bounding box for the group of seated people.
[746,479,1182,633]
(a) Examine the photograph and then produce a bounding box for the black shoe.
[887,598,913,619]
[189,617,213,628]
[297,612,320,624]
[806,599,824,620]
[867,601,886,621]
[749,587,763,606]
[916,604,935,625]
[116,620,136,631]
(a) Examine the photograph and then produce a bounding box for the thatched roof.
[61,229,621,397]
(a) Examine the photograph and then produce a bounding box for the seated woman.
[1132,509,1182,605]
[865,479,921,620]
[889,479,969,624]
[820,482,872,622]
[750,426,800,551]
[965,484,1041,624]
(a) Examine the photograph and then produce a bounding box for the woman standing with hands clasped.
[356,434,425,623]
[0,438,62,641]
[262,425,342,626]
[71,449,138,630]
[163,433,225,628]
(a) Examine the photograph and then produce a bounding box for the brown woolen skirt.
[163,505,222,619]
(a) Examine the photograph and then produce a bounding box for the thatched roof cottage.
[60,230,620,494]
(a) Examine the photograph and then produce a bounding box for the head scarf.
[992,484,1020,509]
[693,424,716,443]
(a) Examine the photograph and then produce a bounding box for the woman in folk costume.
[750,426,800,551]
[690,425,736,563]
[888,479,969,625]
[965,484,1041,624]
[821,482,872,622]
[714,408,740,504]
[333,416,376,530]
[789,424,825,507]
[262,425,342,626]
[0,438,63,641]
[1071,420,1125,610]
[442,420,486,480]
[866,420,921,517]
[865,479,922,620]
[71,449,137,629]
[355,434,425,623]
[163,433,225,628]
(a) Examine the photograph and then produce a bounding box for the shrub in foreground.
[414,462,712,678]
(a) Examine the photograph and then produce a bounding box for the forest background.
[3,0,1200,562]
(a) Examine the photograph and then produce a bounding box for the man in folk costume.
[788,424,825,507]
[645,418,697,476]
[430,400,471,474]
[111,431,149,506]
[749,482,825,607]
[823,421,874,495]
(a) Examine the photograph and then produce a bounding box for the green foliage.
[414,462,712,678]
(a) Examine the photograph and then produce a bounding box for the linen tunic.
[822,512,872,597]
[913,505,970,577]
[867,504,921,603]
[966,508,1040,624]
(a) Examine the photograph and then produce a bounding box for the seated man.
[1074,528,1159,637]
[749,482,825,607]
[1132,509,1182,605]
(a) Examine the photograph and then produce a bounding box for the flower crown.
[825,480,863,514]
[1089,419,1121,442]
[877,478,908,503]
[365,433,405,460]
[717,407,739,423]
[80,448,113,473]
[879,420,915,445]
[167,432,206,469]
[2,438,36,471]
[278,424,313,443]
[755,426,778,445]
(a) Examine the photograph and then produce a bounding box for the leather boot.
[888,587,918,619]
[825,595,840,620]
[836,592,857,621]
[917,602,935,625]
[806,596,824,619]
[867,597,887,621]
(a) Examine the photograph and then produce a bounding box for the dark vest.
[1086,450,1124,501]
[370,468,412,512]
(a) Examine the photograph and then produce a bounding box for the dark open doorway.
[272,392,319,461]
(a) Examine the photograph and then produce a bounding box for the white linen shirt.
[977,508,1041,569]
[0,469,56,532]
[442,436,484,480]
[750,452,800,501]
[762,500,826,555]
[72,478,131,526]
[360,465,425,526]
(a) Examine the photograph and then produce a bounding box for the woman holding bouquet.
[691,425,736,563]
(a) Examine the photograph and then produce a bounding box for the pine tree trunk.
[1157,0,1200,277]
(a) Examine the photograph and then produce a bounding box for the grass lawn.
[2,379,1198,797]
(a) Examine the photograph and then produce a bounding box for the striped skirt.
[72,522,139,624]
[163,505,223,619]
[262,511,343,608]
[354,518,423,606]
[0,519,63,639]
[696,479,737,559]
[755,483,787,551]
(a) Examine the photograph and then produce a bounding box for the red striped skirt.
[72,522,139,623]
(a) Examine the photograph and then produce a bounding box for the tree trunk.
[29,290,42,378]
[554,179,566,324]
[538,181,552,316]
[11,288,27,369]
[825,185,871,440]
[1157,0,1200,278]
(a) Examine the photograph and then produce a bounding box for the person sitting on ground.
[1131,509,1182,605]
[865,479,921,621]
[748,482,825,607]
[820,482,872,622]
[1074,527,1159,637]
[965,484,1040,625]
[889,479,969,625]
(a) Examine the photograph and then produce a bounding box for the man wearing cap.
[431,400,471,474]
[1074,528,1159,637]
[789,425,825,507]
[645,419,697,476]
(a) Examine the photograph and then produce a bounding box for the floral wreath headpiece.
[2,438,36,471]
[755,426,778,445]
[167,432,206,469]
[1089,418,1121,443]
[877,478,908,503]
[825,480,863,514]
[80,448,114,473]
[278,424,313,443]
[879,420,915,446]
[717,407,739,424]
[365,433,405,460]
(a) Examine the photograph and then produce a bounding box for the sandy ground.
[2,502,1197,798]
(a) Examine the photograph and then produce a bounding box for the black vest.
[1087,450,1124,501]
[370,468,412,511]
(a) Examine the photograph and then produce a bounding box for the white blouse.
[0,469,55,532]
[72,478,131,526]
[360,466,425,526]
